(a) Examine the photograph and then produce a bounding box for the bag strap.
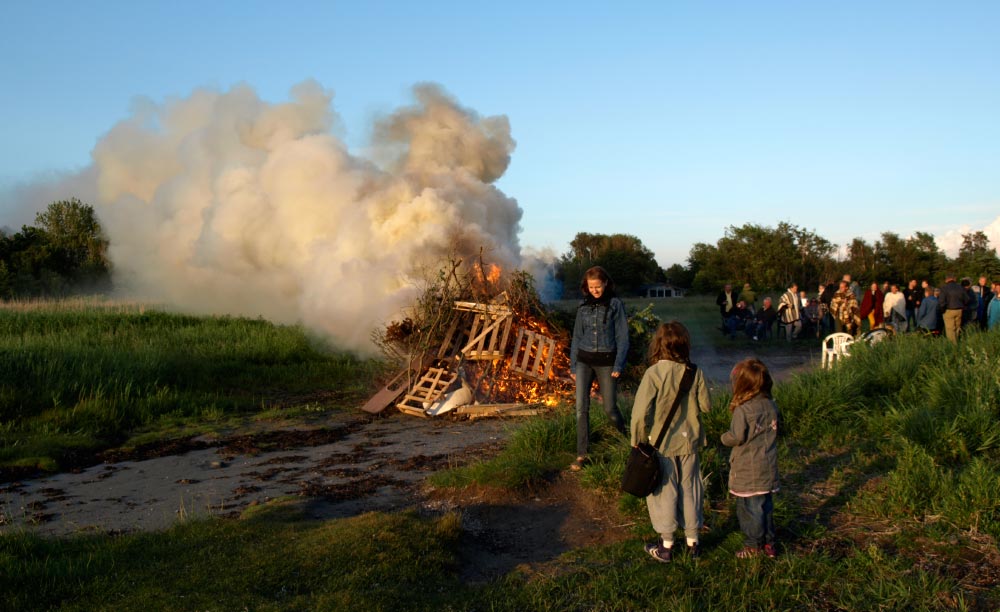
[651,363,697,449]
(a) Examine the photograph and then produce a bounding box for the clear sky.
[2,0,999,267]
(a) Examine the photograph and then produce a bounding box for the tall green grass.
[0,302,383,470]
[778,328,1000,539]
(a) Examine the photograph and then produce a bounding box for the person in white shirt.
[883,284,907,332]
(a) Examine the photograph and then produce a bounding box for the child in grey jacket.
[721,358,780,559]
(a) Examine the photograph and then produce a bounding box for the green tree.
[684,222,834,292]
[557,233,661,296]
[954,231,1000,279]
[663,263,694,288]
[34,198,109,281]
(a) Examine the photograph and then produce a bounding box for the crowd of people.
[716,274,1000,344]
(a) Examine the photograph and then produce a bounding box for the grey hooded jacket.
[721,395,780,494]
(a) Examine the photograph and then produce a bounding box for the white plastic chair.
[821,333,854,369]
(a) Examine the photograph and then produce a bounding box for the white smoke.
[86,81,522,352]
[936,215,1000,258]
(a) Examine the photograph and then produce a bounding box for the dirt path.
[0,413,509,535]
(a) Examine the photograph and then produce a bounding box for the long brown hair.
[579,266,616,297]
[647,321,690,364]
[728,358,773,412]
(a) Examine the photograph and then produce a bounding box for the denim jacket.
[570,297,629,374]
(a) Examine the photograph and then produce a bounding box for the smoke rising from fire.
[89,81,522,352]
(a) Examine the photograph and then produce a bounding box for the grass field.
[0,299,383,473]
[2,298,998,610]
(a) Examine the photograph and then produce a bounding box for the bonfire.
[364,259,573,419]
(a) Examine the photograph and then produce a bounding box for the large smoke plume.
[85,81,522,352]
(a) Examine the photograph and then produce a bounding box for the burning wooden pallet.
[509,328,558,383]
[366,291,567,419]
[453,300,514,361]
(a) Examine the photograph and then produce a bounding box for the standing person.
[938,273,968,344]
[844,274,863,304]
[777,283,801,341]
[830,280,861,336]
[883,284,907,332]
[961,278,978,328]
[569,266,629,471]
[915,286,939,333]
[977,275,993,329]
[721,358,780,559]
[716,284,736,328]
[859,282,884,331]
[904,279,920,331]
[819,280,836,336]
[632,321,711,562]
[988,281,1000,330]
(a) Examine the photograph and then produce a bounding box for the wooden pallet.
[509,328,557,383]
[452,295,513,361]
[461,311,513,360]
[396,364,458,417]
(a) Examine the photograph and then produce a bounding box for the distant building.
[641,283,684,298]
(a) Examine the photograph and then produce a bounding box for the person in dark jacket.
[724,300,753,338]
[938,274,968,343]
[975,275,992,329]
[716,284,735,324]
[722,358,780,559]
[569,266,629,470]
[746,297,778,341]
[904,279,920,331]
[819,280,836,336]
[961,278,978,327]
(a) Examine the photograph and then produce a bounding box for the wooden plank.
[361,368,410,414]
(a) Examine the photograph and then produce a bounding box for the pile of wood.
[361,292,565,418]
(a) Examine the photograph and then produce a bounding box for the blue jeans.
[735,493,775,548]
[575,363,624,457]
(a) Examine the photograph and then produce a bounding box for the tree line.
[554,224,1000,297]
[0,199,111,299]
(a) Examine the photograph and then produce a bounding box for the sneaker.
[752,336,758,341]
[735,546,760,559]
[763,543,777,558]
[568,456,585,472]
[687,542,700,559]
[645,541,673,563]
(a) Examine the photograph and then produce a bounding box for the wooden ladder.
[395,364,459,417]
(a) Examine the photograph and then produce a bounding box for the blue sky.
[2,0,999,266]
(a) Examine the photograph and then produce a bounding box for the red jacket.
[860,289,884,325]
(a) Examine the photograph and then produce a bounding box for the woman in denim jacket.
[569,266,629,471]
